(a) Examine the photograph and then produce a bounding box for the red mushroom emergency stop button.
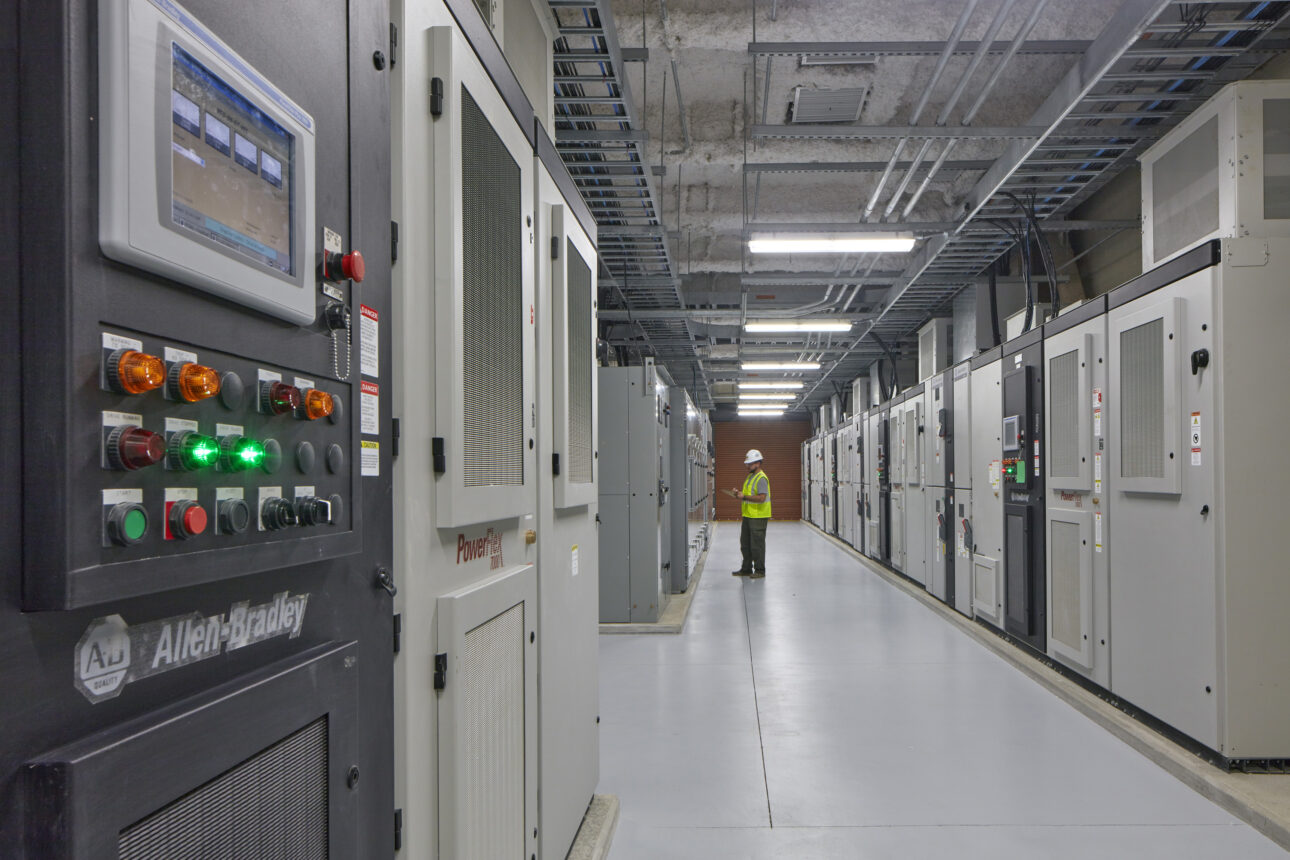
[322,249,365,283]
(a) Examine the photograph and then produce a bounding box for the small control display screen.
[1003,415,1021,452]
[170,43,294,276]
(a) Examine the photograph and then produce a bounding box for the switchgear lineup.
[802,79,1290,765]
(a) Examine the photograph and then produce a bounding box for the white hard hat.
[744,449,764,464]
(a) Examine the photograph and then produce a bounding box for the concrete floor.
[597,521,1287,859]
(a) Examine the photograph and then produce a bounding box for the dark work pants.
[739,517,769,574]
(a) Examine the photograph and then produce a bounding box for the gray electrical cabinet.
[1107,238,1290,761]
[837,421,854,546]
[970,349,1005,628]
[668,388,709,594]
[598,362,671,622]
[926,373,952,604]
[823,429,838,534]
[1043,298,1111,689]
[902,383,928,587]
[951,361,974,617]
[889,394,907,573]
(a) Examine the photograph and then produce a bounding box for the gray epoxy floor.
[597,521,1286,859]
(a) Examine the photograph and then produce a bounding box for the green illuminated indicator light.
[123,508,148,541]
[1016,461,1027,482]
[235,439,266,467]
[190,440,219,465]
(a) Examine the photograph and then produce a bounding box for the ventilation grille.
[1265,99,1290,219]
[566,240,593,484]
[1120,318,1165,479]
[790,86,866,123]
[461,602,526,860]
[919,331,934,382]
[1050,519,1083,653]
[973,556,997,612]
[1048,349,1080,478]
[118,718,328,859]
[1151,115,1218,262]
[461,87,524,487]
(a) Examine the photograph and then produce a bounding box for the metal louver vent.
[462,603,526,859]
[790,87,866,123]
[567,239,593,484]
[1120,318,1164,479]
[1049,350,1080,478]
[461,86,524,488]
[1050,519,1082,653]
[118,718,329,859]
[1151,116,1218,263]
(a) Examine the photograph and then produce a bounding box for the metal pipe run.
[882,0,1020,220]
[862,0,979,218]
[902,0,1051,219]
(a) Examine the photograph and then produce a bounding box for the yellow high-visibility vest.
[742,470,772,519]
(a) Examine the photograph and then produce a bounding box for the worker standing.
[724,449,772,578]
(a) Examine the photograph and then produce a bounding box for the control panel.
[96,328,351,557]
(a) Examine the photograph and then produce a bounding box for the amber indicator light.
[108,349,166,395]
[171,362,222,402]
[301,389,335,420]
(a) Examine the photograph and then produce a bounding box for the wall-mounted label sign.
[74,591,310,703]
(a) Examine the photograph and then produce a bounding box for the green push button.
[123,508,147,541]
[107,501,149,547]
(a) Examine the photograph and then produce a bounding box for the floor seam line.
[740,579,774,829]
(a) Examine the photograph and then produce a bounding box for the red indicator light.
[170,362,222,402]
[301,388,334,420]
[260,381,302,416]
[107,349,166,395]
[106,425,165,470]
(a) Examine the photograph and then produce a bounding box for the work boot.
[732,569,752,576]
[749,571,766,579]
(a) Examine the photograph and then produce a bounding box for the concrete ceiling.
[550,0,1290,415]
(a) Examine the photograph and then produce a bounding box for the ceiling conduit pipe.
[862,0,979,219]
[902,0,1052,219]
[883,0,1019,219]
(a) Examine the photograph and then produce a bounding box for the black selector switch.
[261,497,298,530]
[324,301,351,332]
[218,498,251,535]
[296,496,332,526]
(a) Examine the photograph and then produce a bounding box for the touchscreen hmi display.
[169,43,294,277]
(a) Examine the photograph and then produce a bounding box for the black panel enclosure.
[3,0,393,855]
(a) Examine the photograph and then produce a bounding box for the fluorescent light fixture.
[739,393,797,401]
[744,320,852,333]
[739,381,804,390]
[738,409,786,416]
[741,362,820,371]
[747,233,916,254]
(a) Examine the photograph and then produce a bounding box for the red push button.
[168,499,208,539]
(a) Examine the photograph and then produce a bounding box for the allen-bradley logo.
[74,592,309,703]
[457,528,504,569]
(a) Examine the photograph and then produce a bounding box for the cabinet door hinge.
[394,808,403,851]
[393,613,402,655]
[430,77,444,117]
[432,437,446,474]
[552,452,560,476]
[391,220,399,265]
[434,653,448,691]
[391,417,401,459]
[389,23,399,69]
